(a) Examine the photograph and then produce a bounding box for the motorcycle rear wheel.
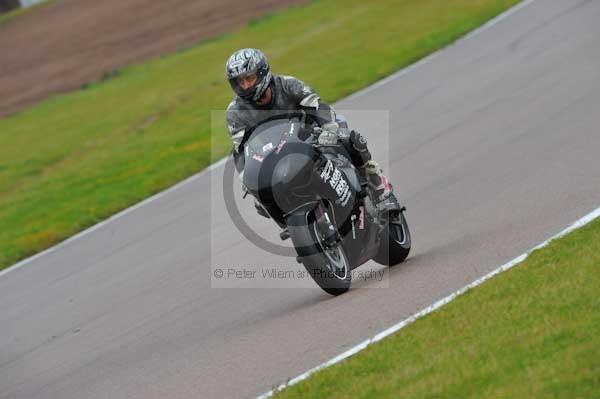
[374,210,411,266]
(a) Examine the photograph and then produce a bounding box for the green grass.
[273,217,600,399]
[0,0,521,270]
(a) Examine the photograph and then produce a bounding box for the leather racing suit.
[226,74,372,175]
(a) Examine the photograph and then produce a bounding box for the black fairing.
[242,118,359,227]
[242,119,320,223]
[242,117,382,270]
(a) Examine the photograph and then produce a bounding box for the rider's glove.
[317,122,340,146]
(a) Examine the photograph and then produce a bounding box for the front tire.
[287,209,352,296]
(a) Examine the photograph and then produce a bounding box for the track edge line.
[256,205,600,399]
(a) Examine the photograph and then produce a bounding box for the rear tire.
[287,210,351,296]
[374,211,411,266]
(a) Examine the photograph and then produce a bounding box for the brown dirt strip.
[0,0,306,118]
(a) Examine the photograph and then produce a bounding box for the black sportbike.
[237,117,411,295]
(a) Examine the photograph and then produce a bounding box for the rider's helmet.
[225,48,272,103]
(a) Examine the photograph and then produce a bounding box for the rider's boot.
[362,160,401,215]
[345,129,402,215]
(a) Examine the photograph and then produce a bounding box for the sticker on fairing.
[320,160,352,207]
[359,206,365,229]
[262,142,274,152]
[275,140,287,154]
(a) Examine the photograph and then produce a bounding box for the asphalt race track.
[1,1,599,398]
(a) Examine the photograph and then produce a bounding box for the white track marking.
[257,206,600,399]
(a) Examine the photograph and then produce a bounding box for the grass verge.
[0,0,521,270]
[272,216,600,398]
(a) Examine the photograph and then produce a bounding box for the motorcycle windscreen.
[242,120,289,194]
[242,119,309,202]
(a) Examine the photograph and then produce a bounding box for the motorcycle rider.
[225,48,399,214]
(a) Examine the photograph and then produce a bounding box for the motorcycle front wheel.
[287,206,352,296]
